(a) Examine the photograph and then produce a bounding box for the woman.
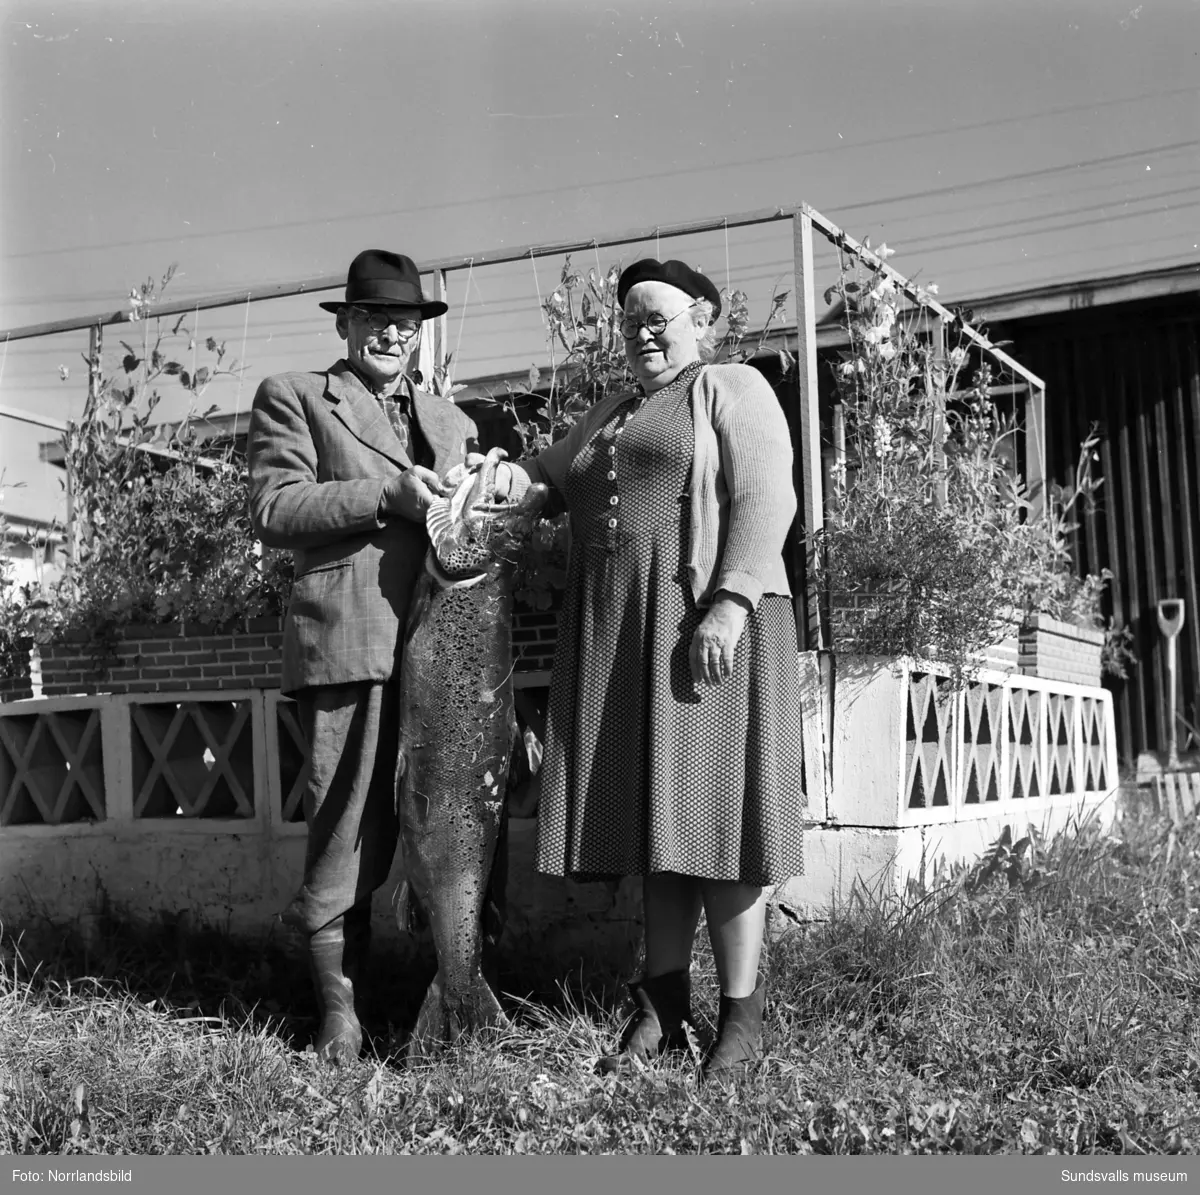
[495,258,805,1079]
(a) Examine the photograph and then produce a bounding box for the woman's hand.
[689,591,752,687]
[491,463,516,502]
[441,453,488,491]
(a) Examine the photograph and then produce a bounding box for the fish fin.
[426,466,484,552]
[482,775,512,952]
[424,494,455,551]
[402,568,435,644]
[392,878,428,938]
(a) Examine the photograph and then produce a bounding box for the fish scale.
[395,450,548,1058]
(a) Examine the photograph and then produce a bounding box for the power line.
[4,143,1196,325]
[4,85,1198,264]
[8,159,1200,310]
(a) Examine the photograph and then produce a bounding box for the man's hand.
[379,466,447,524]
[689,591,752,687]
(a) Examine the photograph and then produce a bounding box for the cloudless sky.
[1,0,1197,521]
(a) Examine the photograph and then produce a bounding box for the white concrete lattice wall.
[0,656,1120,954]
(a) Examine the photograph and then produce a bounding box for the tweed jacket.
[248,360,479,694]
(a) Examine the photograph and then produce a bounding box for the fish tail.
[407,970,508,1061]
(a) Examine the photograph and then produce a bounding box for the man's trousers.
[282,680,401,935]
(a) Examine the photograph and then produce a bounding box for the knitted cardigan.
[507,362,796,610]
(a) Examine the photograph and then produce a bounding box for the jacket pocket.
[294,558,354,581]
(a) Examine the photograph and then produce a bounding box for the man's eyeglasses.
[347,306,423,341]
[620,302,697,340]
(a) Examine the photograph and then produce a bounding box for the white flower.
[58,365,70,381]
[949,346,968,368]
[877,243,896,260]
[877,340,897,362]
[873,416,894,457]
[926,282,940,295]
[862,324,884,346]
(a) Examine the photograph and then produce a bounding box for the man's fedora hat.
[318,249,448,317]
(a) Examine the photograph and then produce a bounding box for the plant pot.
[1018,613,1104,688]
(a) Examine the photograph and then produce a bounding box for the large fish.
[394,448,548,1057]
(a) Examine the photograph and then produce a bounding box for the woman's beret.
[616,259,722,320]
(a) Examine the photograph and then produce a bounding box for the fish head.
[426,448,550,581]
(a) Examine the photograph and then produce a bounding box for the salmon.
[394,448,548,1057]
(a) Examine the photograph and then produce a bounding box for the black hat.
[616,258,722,321]
[319,249,448,317]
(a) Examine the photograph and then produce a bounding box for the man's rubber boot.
[308,917,363,1065]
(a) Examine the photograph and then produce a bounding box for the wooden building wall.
[1003,296,1200,766]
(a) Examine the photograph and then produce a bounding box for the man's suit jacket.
[248,359,479,694]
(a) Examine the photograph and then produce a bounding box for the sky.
[1,0,1197,523]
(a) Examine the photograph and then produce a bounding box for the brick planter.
[0,672,33,703]
[39,618,285,697]
[829,591,1022,674]
[0,636,34,703]
[512,589,562,675]
[1019,613,1105,687]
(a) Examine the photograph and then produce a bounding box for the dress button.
[607,470,616,481]
[608,518,618,529]
[609,495,619,506]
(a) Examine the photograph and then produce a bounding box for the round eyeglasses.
[347,306,423,341]
[620,302,698,340]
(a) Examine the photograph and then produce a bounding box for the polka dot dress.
[534,361,806,885]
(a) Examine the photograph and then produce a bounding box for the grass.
[1,804,1198,1155]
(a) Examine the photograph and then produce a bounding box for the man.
[248,249,479,1063]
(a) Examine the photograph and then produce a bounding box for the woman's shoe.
[701,980,765,1080]
[596,969,692,1074]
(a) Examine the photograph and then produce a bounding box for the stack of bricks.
[1018,613,1104,687]
[39,617,285,697]
[512,608,560,674]
[827,591,875,653]
[0,637,34,702]
[0,670,33,703]
[982,632,1020,673]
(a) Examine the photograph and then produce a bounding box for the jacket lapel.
[411,384,467,474]
[324,361,411,468]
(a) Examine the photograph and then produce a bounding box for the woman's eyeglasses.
[620,302,698,340]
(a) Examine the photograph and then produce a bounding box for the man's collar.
[341,358,414,402]
[328,359,414,404]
